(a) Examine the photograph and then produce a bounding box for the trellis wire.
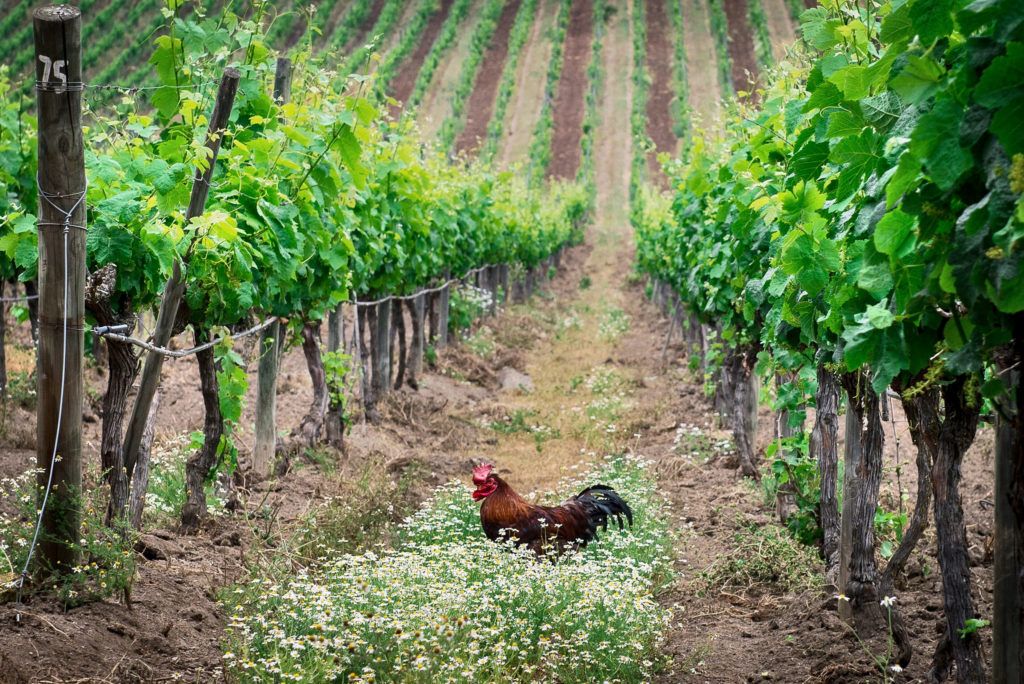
[15,176,87,617]
[351,263,498,307]
[35,80,219,94]
[92,263,504,358]
[95,316,278,358]
[0,294,39,303]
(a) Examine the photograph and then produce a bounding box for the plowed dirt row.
[455,0,523,155]
[681,0,722,130]
[547,0,593,180]
[325,0,386,52]
[419,0,483,139]
[389,0,454,110]
[498,0,558,166]
[723,0,760,94]
[644,0,678,181]
[762,0,796,61]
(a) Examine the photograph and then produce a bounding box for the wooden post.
[372,299,392,397]
[437,282,450,349]
[252,57,292,475]
[487,265,498,316]
[993,363,1022,684]
[33,4,86,574]
[273,56,292,103]
[121,68,240,479]
[498,264,509,305]
[252,322,281,476]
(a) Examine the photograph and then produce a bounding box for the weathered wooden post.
[498,263,509,305]
[33,4,86,574]
[121,68,240,481]
[372,299,392,397]
[994,361,1023,684]
[253,58,291,476]
[437,277,450,349]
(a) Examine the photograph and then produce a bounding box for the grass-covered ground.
[223,454,674,683]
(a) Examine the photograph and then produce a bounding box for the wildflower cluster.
[145,434,227,524]
[449,285,495,334]
[597,308,630,342]
[0,467,135,604]
[672,422,735,461]
[224,455,674,682]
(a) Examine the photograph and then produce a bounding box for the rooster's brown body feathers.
[478,474,633,554]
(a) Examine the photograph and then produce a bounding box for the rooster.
[471,463,633,555]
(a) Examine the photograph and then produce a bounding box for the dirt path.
[497,0,558,166]
[681,0,722,131]
[723,0,760,94]
[455,0,523,156]
[762,0,796,62]
[419,0,484,140]
[388,0,453,109]
[644,0,677,181]
[547,0,593,181]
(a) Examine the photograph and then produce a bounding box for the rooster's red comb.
[472,463,495,485]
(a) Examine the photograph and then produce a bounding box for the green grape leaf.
[990,96,1024,156]
[885,152,922,208]
[908,0,954,45]
[874,209,916,256]
[891,55,944,105]
[801,7,842,50]
[858,260,894,297]
[975,41,1024,108]
[829,65,870,101]
[909,99,972,190]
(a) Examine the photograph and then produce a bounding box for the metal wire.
[95,317,278,358]
[16,174,86,617]
[352,264,497,307]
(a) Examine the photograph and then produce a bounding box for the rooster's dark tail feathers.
[575,484,633,539]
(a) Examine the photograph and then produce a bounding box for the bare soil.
[644,0,677,183]
[388,0,454,113]
[723,0,760,95]
[418,0,484,139]
[455,0,523,156]
[546,0,593,181]
[681,0,723,131]
[762,0,797,62]
[498,0,557,166]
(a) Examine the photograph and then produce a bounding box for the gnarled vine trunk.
[871,383,940,669]
[928,378,986,683]
[181,329,223,532]
[85,265,140,526]
[392,300,407,390]
[838,374,888,635]
[294,319,328,447]
[811,364,841,583]
[405,295,425,390]
[722,345,760,479]
[0,281,6,398]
